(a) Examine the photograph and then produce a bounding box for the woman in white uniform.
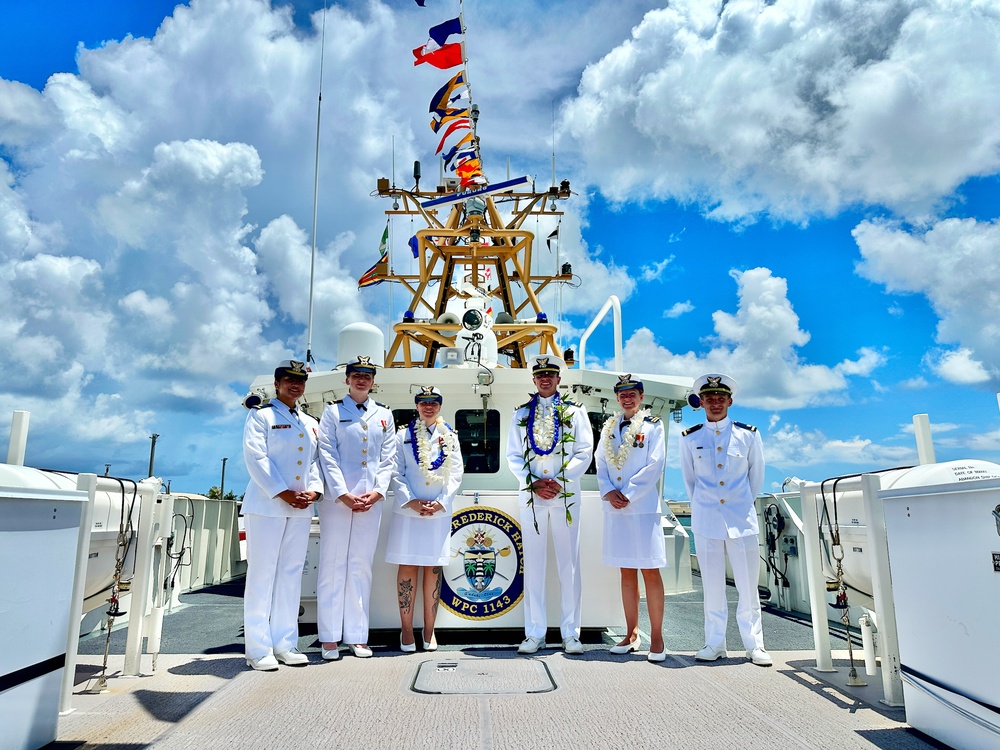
[241,360,323,670]
[595,375,668,662]
[386,386,463,652]
[316,355,397,659]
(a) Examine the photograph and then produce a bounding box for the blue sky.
[2,0,999,499]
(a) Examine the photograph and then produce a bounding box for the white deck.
[57,648,940,749]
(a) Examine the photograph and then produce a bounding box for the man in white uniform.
[506,355,594,655]
[316,355,396,659]
[680,373,771,666]
[242,360,323,670]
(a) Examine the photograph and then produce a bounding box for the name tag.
[271,424,291,430]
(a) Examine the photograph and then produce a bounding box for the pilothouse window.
[391,409,417,431]
[586,411,611,474]
[455,409,501,474]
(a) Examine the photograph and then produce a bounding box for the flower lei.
[408,417,455,481]
[517,393,577,532]
[527,392,561,455]
[601,408,649,470]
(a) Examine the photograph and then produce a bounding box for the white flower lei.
[531,398,558,453]
[601,408,649,470]
[415,417,456,481]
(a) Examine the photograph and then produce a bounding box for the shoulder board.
[682,423,703,437]
[516,400,532,410]
[332,399,343,405]
[375,401,390,410]
[561,396,582,408]
[643,415,661,423]
[733,421,757,432]
[260,403,274,409]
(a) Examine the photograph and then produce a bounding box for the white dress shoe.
[609,635,641,654]
[321,645,341,661]
[517,636,545,654]
[747,647,773,666]
[400,634,416,653]
[562,636,584,655]
[347,643,373,658]
[274,649,309,666]
[422,634,438,652]
[246,654,279,671]
[647,649,667,663]
[695,645,726,662]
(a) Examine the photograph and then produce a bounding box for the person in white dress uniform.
[241,360,322,671]
[595,375,668,662]
[506,355,595,655]
[679,373,771,667]
[386,386,463,652]
[316,355,397,659]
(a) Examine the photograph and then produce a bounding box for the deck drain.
[411,658,556,695]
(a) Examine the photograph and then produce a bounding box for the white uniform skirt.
[385,512,451,566]
[602,511,667,569]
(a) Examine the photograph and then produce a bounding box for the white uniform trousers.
[694,534,764,652]
[316,498,384,644]
[243,514,311,660]
[519,502,582,640]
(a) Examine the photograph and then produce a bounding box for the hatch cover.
[411,658,556,695]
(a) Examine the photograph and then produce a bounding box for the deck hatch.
[410,658,555,694]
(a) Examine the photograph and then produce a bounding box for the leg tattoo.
[398,578,414,614]
[430,566,443,610]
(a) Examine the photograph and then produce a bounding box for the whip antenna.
[305,2,328,366]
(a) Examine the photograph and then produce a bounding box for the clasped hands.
[603,489,630,509]
[338,491,383,512]
[530,478,562,500]
[404,499,444,516]
[279,489,319,510]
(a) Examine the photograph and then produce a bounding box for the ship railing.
[795,475,905,706]
[577,295,623,371]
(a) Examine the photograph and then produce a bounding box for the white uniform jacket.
[595,413,665,515]
[505,394,594,508]
[242,402,323,517]
[390,420,464,514]
[679,416,764,539]
[318,397,396,499]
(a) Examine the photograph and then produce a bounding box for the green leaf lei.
[518,393,577,533]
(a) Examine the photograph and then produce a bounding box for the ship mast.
[371,177,572,369]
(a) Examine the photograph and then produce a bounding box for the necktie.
[289,408,297,417]
[619,419,631,435]
[357,402,367,412]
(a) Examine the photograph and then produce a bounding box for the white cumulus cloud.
[561,0,1000,222]
[618,267,884,408]
[854,216,1000,386]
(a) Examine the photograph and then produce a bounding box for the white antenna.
[305,2,329,366]
[551,99,556,187]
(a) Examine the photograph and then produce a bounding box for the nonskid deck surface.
[57,580,946,750]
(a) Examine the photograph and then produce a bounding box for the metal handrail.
[577,295,622,371]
